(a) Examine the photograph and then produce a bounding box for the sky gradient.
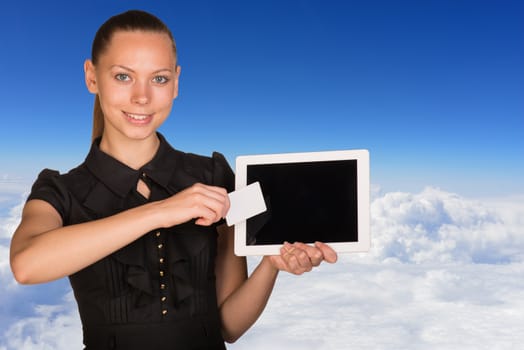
[1,1,523,349]
[1,0,522,197]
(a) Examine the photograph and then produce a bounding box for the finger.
[282,241,295,254]
[199,183,229,200]
[188,193,223,223]
[202,196,228,222]
[193,204,219,226]
[281,243,307,275]
[189,185,229,222]
[222,193,231,217]
[288,243,313,271]
[280,244,300,272]
[190,183,228,203]
[293,242,324,267]
[199,185,230,218]
[314,241,338,263]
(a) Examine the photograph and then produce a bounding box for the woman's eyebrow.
[110,64,173,74]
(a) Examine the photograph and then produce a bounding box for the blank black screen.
[246,159,358,245]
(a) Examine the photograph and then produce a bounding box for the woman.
[10,10,337,349]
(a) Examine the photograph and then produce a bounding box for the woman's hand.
[154,183,230,227]
[267,241,338,275]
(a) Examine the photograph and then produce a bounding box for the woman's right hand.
[154,183,230,227]
[10,183,230,284]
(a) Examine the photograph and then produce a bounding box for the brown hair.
[90,10,177,141]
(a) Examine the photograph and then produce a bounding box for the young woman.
[10,10,337,350]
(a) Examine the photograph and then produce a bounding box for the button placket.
[154,230,168,317]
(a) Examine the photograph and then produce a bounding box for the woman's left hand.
[267,241,338,275]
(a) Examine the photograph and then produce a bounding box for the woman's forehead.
[99,30,176,67]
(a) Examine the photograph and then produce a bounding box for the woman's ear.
[173,65,181,100]
[84,59,98,94]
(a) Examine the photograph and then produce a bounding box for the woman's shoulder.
[28,163,95,211]
[174,149,227,169]
[167,147,234,192]
[29,161,107,224]
[31,163,93,191]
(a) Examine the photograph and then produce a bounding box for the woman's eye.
[115,73,130,81]
[153,76,169,84]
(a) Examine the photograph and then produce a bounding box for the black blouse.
[27,133,234,350]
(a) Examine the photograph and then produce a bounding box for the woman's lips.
[124,112,153,124]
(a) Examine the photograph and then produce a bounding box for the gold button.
[162,309,168,315]
[157,243,163,249]
[159,270,164,277]
[159,258,164,264]
[160,284,166,290]
[161,296,167,302]
[155,231,161,237]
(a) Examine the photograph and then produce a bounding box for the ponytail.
[92,94,104,142]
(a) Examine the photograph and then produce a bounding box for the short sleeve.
[27,169,70,222]
[211,152,235,193]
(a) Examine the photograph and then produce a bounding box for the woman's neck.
[99,131,160,170]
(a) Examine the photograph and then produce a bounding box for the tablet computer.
[234,149,370,256]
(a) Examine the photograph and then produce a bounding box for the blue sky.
[0,0,522,197]
[1,2,524,349]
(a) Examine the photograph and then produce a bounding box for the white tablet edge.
[234,149,370,256]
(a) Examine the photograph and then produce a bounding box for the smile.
[125,112,151,121]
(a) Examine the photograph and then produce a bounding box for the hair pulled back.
[90,10,177,141]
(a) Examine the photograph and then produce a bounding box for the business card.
[226,181,267,226]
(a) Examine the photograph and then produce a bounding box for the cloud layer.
[369,187,524,264]
[1,186,523,349]
[230,260,524,350]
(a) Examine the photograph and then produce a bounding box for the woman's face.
[85,30,179,142]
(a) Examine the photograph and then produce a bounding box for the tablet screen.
[246,159,358,246]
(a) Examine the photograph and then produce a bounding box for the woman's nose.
[131,81,150,105]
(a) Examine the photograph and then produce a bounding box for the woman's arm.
[10,183,229,284]
[215,224,337,343]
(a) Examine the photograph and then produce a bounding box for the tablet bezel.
[234,149,370,256]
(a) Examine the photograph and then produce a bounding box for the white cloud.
[1,187,524,349]
[229,259,524,350]
[0,179,29,207]
[0,185,26,289]
[1,292,81,350]
[0,201,24,241]
[368,187,524,264]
